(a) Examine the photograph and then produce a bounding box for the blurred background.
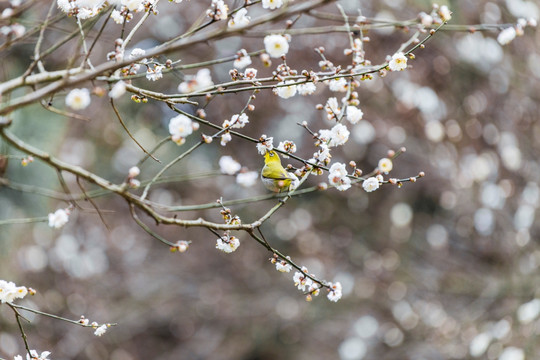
[1,0,540,359]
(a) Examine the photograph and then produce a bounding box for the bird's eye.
[269,152,274,156]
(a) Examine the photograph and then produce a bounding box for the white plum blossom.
[178,68,214,93]
[245,68,257,79]
[211,0,228,20]
[419,12,433,26]
[313,143,331,165]
[109,80,126,98]
[129,47,147,61]
[233,49,252,69]
[65,88,91,110]
[276,140,297,157]
[346,106,363,124]
[146,64,164,81]
[223,113,249,129]
[274,80,297,99]
[497,27,516,45]
[111,9,124,24]
[264,34,289,58]
[48,209,70,229]
[320,123,350,147]
[0,280,28,303]
[363,177,380,192]
[262,0,283,9]
[275,257,293,272]
[327,77,348,92]
[389,52,408,71]
[122,0,144,12]
[236,171,258,187]
[216,234,240,253]
[378,158,393,173]
[328,162,351,191]
[94,324,108,336]
[256,135,274,154]
[228,8,250,29]
[219,156,241,175]
[438,5,452,22]
[327,282,343,302]
[15,350,51,360]
[297,82,317,95]
[293,267,313,291]
[324,97,341,120]
[221,132,232,146]
[168,114,195,145]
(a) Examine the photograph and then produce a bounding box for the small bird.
[261,150,295,192]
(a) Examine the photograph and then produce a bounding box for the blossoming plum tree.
[0,0,536,358]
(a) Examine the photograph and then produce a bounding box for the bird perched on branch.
[261,150,297,193]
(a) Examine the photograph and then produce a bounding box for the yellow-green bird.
[261,150,295,192]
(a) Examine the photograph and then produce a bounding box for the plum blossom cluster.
[48,208,70,229]
[78,315,111,336]
[57,0,157,20]
[417,4,452,27]
[256,135,274,155]
[0,23,25,39]
[289,266,342,302]
[14,350,51,360]
[228,8,250,29]
[170,240,191,253]
[0,280,28,304]
[497,18,537,45]
[216,231,240,253]
[318,123,350,148]
[168,114,199,145]
[206,0,228,21]
[328,162,351,191]
[178,69,214,94]
[270,255,293,273]
[127,166,141,188]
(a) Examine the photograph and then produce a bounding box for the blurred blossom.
[498,133,522,171]
[390,203,413,227]
[505,0,539,18]
[392,80,445,120]
[464,91,488,115]
[425,121,445,142]
[474,208,495,236]
[491,319,511,340]
[527,53,540,79]
[498,347,525,360]
[521,182,539,207]
[426,224,448,249]
[517,299,540,324]
[483,123,500,145]
[352,121,375,144]
[457,33,503,70]
[383,327,404,347]
[338,337,367,360]
[353,316,379,339]
[392,301,419,329]
[513,204,535,230]
[275,297,299,320]
[480,183,506,209]
[387,126,406,144]
[482,2,501,23]
[470,332,492,357]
